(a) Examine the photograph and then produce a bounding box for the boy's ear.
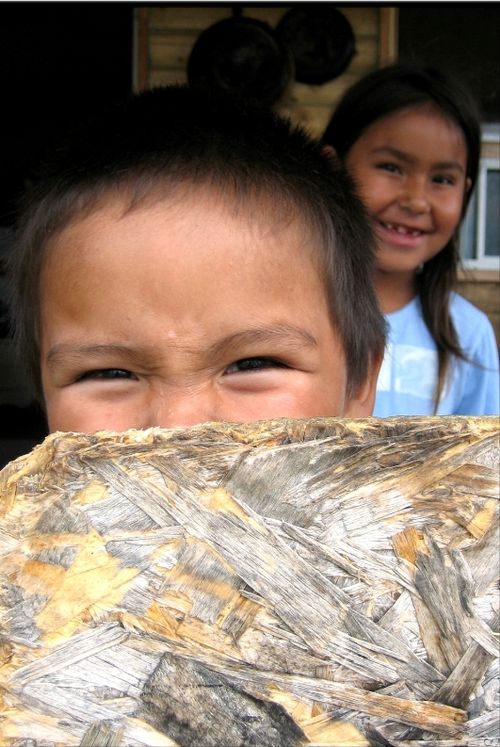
[343,352,383,418]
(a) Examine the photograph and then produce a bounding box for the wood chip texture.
[0,416,498,747]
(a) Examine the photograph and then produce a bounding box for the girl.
[323,63,499,416]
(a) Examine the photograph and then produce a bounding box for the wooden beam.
[134,7,150,93]
[378,6,399,67]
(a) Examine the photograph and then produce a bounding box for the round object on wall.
[276,6,356,85]
[187,16,294,107]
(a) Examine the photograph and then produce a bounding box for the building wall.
[137,5,396,138]
[136,5,499,346]
[458,137,500,346]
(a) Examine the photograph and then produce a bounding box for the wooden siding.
[136,5,397,138]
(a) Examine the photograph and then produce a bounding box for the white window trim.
[460,124,500,271]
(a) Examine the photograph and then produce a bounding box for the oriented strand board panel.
[138,5,390,138]
[0,416,498,746]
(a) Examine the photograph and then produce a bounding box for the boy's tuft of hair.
[10,85,386,404]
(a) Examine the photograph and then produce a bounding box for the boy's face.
[39,190,377,433]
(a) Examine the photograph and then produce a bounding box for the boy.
[10,85,385,433]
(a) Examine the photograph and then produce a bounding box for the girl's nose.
[398,180,430,214]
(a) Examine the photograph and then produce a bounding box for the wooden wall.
[135,5,397,138]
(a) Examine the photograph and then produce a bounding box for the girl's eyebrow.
[46,325,318,368]
[371,146,465,172]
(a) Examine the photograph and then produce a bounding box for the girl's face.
[344,104,470,278]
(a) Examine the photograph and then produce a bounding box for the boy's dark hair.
[10,85,386,405]
[322,63,482,410]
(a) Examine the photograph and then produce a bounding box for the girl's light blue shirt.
[374,293,500,416]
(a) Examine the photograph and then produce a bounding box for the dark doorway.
[0,1,134,224]
[0,2,134,467]
[398,3,500,122]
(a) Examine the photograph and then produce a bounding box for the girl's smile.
[344,103,470,289]
[375,220,429,247]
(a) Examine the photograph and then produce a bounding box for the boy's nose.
[144,385,221,429]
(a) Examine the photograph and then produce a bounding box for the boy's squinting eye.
[76,368,136,382]
[224,357,289,375]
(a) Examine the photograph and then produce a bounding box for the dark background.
[398,3,500,123]
[0,2,134,226]
[0,2,134,465]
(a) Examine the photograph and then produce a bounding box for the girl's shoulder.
[449,291,491,328]
[386,294,494,343]
[449,292,498,354]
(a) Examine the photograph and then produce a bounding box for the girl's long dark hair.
[323,64,481,410]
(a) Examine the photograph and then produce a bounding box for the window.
[459,125,500,271]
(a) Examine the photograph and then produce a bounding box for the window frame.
[459,125,500,271]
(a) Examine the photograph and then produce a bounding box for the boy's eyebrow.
[45,326,318,366]
[46,343,149,367]
[372,146,465,172]
[207,325,318,357]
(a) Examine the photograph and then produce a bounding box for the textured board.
[0,416,499,746]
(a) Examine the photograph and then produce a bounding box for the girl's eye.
[377,162,401,175]
[77,368,135,382]
[225,357,288,375]
[432,174,456,186]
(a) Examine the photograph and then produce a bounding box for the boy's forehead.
[40,188,339,379]
[43,187,325,288]
[46,184,323,270]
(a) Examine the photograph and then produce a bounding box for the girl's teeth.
[383,222,421,237]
